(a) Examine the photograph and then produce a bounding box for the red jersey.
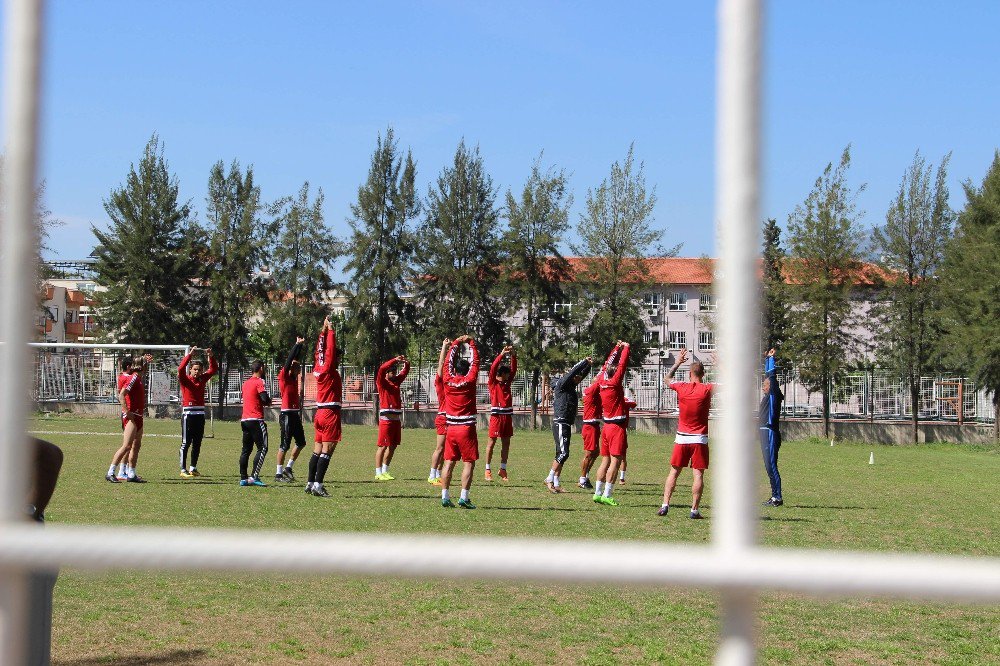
[443,339,480,426]
[118,371,145,414]
[376,358,410,421]
[313,328,342,408]
[598,343,630,423]
[487,351,516,414]
[278,368,301,411]
[178,353,217,410]
[434,374,446,416]
[582,376,603,424]
[670,382,714,435]
[241,376,269,421]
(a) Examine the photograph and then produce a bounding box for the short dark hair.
[497,365,511,376]
[190,359,203,369]
[691,361,705,378]
[119,356,133,372]
[251,360,265,374]
[455,358,471,375]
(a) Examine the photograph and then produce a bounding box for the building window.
[65,310,77,323]
[668,292,687,311]
[643,292,661,308]
[644,330,660,346]
[699,331,716,351]
[553,302,573,315]
[700,294,717,311]
[668,331,687,350]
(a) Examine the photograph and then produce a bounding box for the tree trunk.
[217,361,229,420]
[910,379,920,444]
[994,394,999,442]
[822,384,830,439]
[530,368,540,430]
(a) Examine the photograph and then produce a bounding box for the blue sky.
[8,1,1000,267]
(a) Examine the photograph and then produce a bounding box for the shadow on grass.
[481,506,586,512]
[345,494,440,500]
[761,516,814,522]
[790,504,871,510]
[56,648,209,665]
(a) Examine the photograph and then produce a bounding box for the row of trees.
[762,146,1000,440]
[88,132,665,415]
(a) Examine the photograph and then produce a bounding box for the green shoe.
[603,496,619,507]
[382,472,395,481]
[458,498,476,509]
[593,495,604,504]
[441,498,455,508]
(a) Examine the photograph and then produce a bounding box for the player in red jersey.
[374,354,411,481]
[484,345,516,482]
[440,335,480,509]
[593,341,630,506]
[275,336,307,483]
[106,353,152,483]
[308,317,341,497]
[428,338,450,486]
[178,346,217,478]
[660,348,714,519]
[239,361,272,486]
[578,372,603,489]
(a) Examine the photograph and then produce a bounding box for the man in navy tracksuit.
[759,348,784,507]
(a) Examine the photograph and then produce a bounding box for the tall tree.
[784,146,866,437]
[264,182,339,358]
[205,159,274,416]
[761,218,789,352]
[502,156,574,427]
[91,135,203,342]
[938,151,1000,440]
[574,143,670,360]
[345,128,419,369]
[413,140,505,354]
[871,151,954,442]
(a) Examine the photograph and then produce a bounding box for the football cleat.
[498,469,509,481]
[126,475,146,484]
[189,469,201,477]
[550,485,565,494]
[304,483,313,494]
[441,498,456,508]
[657,506,669,517]
[427,476,437,484]
[381,472,395,481]
[431,478,443,487]
[690,510,704,520]
[457,498,476,509]
[274,474,285,483]
[602,496,619,507]
[180,470,192,479]
[545,480,554,492]
[105,473,120,483]
[592,495,603,503]
[578,478,594,490]
[311,484,330,498]
[239,479,251,487]
[484,469,493,482]
[249,478,267,487]
[764,498,784,507]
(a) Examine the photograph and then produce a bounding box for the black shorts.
[279,411,306,452]
[552,420,572,464]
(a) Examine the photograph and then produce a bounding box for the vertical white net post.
[714,0,763,664]
[0,0,45,663]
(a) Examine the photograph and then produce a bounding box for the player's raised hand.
[190,345,199,354]
[677,348,688,364]
[297,336,306,344]
[766,348,776,358]
[322,316,331,331]
[206,348,213,358]
[142,353,153,363]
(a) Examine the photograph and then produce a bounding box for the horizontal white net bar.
[2,526,997,603]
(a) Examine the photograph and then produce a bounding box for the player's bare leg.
[618,454,628,485]
[375,445,388,480]
[691,468,704,513]
[485,437,497,480]
[580,449,598,480]
[591,455,611,499]
[662,465,683,507]
[125,426,144,482]
[429,433,445,485]
[596,455,623,505]
[458,460,476,508]
[498,436,511,480]
[440,459,458,507]
[382,443,398,479]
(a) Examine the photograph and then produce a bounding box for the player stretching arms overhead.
[759,348,784,507]
[239,361,272,487]
[308,317,342,497]
[428,338,450,486]
[660,349,714,519]
[178,346,217,478]
[485,345,516,481]
[545,356,592,493]
[593,341,630,506]
[106,353,152,483]
[275,336,307,483]
[440,335,480,508]
[578,371,602,489]
[375,354,410,481]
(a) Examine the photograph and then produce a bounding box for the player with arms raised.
[275,336,307,482]
[308,317,342,497]
[178,346,217,478]
[593,341,630,506]
[440,335,480,509]
[239,361,272,487]
[106,353,152,483]
[578,370,603,489]
[484,345,516,481]
[374,354,410,481]
[427,338,450,486]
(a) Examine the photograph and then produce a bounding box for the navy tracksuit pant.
[759,426,781,500]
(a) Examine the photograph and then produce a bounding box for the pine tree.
[574,144,669,361]
[413,140,505,355]
[205,159,274,416]
[265,182,340,358]
[345,128,419,369]
[91,135,203,343]
[784,146,866,437]
[502,156,574,427]
[871,151,954,442]
[938,151,1000,440]
[761,218,788,351]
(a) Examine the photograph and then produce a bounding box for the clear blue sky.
[7,1,1000,267]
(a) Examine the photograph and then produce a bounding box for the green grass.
[33,414,1000,665]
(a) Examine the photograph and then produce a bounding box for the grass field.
[32,413,1000,665]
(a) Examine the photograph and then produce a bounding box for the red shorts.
[600,422,627,457]
[671,443,709,470]
[377,419,402,447]
[582,423,600,452]
[444,424,479,462]
[121,413,143,430]
[488,414,513,439]
[314,408,342,443]
[435,414,447,436]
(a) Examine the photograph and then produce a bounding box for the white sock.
[485,463,491,471]
[580,476,588,484]
[619,471,626,481]
[661,503,669,509]
[127,466,136,479]
[442,489,450,500]
[553,475,560,487]
[286,459,294,469]
[545,470,554,483]
[603,482,614,497]
[375,467,381,477]
[381,464,389,475]
[500,463,507,470]
[107,464,116,476]
[306,482,313,490]
[595,481,605,495]
[429,468,436,478]
[117,463,126,476]
[276,465,283,474]
[460,489,469,501]
[189,466,196,473]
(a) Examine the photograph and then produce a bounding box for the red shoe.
[484,469,493,481]
[498,468,509,482]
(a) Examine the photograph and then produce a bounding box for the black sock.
[316,454,331,484]
[308,453,319,483]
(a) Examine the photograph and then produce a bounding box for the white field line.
[29,430,179,438]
